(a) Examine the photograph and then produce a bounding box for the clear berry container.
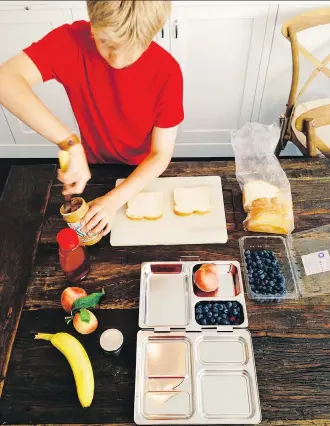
[239,236,300,303]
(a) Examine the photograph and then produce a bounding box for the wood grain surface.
[0,165,55,396]
[1,159,330,425]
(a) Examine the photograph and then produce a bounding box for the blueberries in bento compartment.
[195,301,244,325]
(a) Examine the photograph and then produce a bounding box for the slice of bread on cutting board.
[173,187,211,216]
[126,192,163,220]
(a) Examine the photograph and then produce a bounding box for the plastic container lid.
[240,225,330,302]
[57,228,80,251]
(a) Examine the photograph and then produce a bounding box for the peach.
[194,264,219,292]
[73,309,98,335]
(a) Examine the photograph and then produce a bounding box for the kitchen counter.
[1,159,330,425]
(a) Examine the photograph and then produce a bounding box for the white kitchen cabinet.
[170,3,277,157]
[0,4,78,154]
[0,106,15,145]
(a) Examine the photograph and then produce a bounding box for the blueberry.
[252,262,257,267]
[245,250,251,255]
[232,302,238,308]
[201,319,207,325]
[259,274,265,280]
[250,285,255,291]
[218,304,224,311]
[226,302,233,309]
[213,307,219,314]
[207,311,213,318]
[232,309,239,316]
[203,306,209,313]
[210,317,216,325]
[223,308,229,314]
[222,313,228,319]
[250,278,255,284]
[214,303,219,308]
[213,313,219,319]
[196,306,203,314]
[196,314,203,321]
[216,316,222,324]
[207,303,212,310]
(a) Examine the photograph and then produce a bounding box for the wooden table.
[1,159,330,426]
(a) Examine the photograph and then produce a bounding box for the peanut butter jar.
[60,197,102,246]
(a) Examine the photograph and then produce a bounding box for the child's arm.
[80,125,178,236]
[0,53,91,194]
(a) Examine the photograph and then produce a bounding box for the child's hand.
[57,144,91,195]
[80,195,117,237]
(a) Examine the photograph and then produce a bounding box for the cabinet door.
[0,106,15,145]
[71,7,170,52]
[170,3,272,157]
[0,6,78,146]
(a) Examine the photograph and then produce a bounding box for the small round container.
[60,197,102,246]
[100,329,124,356]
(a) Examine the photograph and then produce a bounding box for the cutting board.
[110,176,228,246]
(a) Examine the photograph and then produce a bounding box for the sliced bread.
[243,180,280,212]
[173,187,211,216]
[126,192,163,220]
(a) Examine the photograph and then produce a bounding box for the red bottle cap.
[57,228,80,250]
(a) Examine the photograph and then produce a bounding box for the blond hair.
[87,0,171,50]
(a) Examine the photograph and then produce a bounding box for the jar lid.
[57,228,80,250]
[100,329,123,352]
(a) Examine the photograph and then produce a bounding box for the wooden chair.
[275,7,330,158]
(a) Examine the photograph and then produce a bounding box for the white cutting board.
[110,176,228,246]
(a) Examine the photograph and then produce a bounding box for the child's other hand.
[57,144,91,194]
[80,195,117,237]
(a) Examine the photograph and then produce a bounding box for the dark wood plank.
[0,165,55,395]
[1,309,330,425]
[51,158,330,185]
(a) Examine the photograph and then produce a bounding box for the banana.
[35,332,94,408]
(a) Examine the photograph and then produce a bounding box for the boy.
[0,0,183,237]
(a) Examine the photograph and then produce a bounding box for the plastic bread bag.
[231,122,294,235]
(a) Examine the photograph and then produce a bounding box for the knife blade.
[58,150,72,213]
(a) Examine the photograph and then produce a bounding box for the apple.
[61,287,87,313]
[73,309,98,335]
[194,264,219,292]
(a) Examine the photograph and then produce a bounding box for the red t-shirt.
[23,21,184,164]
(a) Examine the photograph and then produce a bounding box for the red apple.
[73,310,98,335]
[194,264,219,292]
[61,287,87,313]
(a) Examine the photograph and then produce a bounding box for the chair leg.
[304,118,317,157]
[275,115,288,157]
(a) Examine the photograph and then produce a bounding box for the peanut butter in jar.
[60,197,102,246]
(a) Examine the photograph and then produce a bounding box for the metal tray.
[135,261,261,424]
[139,261,248,331]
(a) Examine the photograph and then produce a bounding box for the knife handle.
[58,150,70,172]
